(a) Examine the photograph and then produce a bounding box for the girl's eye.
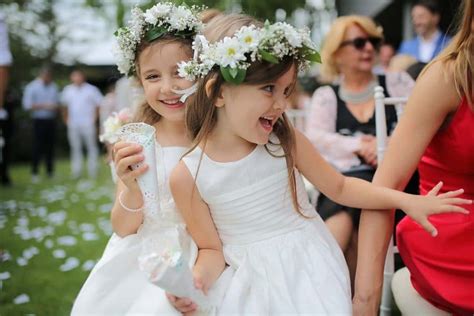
[145,74,160,80]
[262,85,275,93]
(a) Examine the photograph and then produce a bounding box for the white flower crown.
[178,21,321,84]
[114,3,203,77]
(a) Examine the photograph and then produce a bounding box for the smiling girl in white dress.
[71,3,219,314]
[169,14,471,314]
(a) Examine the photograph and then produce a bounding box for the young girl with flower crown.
[71,3,228,314]
[169,14,472,314]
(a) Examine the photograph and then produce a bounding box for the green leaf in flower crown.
[221,67,246,84]
[145,26,167,42]
[302,46,321,63]
[259,50,279,64]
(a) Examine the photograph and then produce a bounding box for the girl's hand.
[166,293,197,315]
[193,268,212,295]
[402,181,471,237]
[113,141,148,190]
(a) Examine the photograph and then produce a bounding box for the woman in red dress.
[353,1,474,315]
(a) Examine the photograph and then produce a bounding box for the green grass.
[0,159,114,315]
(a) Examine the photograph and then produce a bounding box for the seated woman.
[354,1,474,315]
[305,15,414,285]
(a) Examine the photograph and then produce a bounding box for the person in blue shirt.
[398,0,451,63]
[22,66,60,182]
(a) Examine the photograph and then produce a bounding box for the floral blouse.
[305,71,415,171]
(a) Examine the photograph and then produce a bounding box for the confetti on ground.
[13,293,30,304]
[82,260,96,271]
[52,249,66,259]
[0,271,11,280]
[60,257,80,272]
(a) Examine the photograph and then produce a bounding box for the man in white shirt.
[0,14,13,186]
[61,69,103,179]
[398,0,451,63]
[23,67,60,182]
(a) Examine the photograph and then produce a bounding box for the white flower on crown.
[216,37,247,68]
[144,3,172,25]
[235,25,261,50]
[178,21,320,84]
[114,2,203,77]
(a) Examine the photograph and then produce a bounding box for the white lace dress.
[182,142,352,315]
[71,145,195,315]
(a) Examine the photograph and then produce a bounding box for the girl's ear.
[205,78,225,108]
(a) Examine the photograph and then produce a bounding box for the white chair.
[374,85,408,316]
[285,108,319,207]
[286,108,307,132]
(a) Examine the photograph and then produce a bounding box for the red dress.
[396,97,474,315]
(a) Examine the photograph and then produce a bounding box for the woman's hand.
[113,141,148,190]
[166,293,197,315]
[401,181,472,236]
[357,135,377,167]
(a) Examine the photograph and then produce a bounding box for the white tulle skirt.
[71,233,180,315]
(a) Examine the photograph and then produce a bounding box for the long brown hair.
[133,36,193,125]
[423,0,473,107]
[185,14,304,216]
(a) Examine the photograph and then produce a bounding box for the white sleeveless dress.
[182,142,351,315]
[72,145,195,315]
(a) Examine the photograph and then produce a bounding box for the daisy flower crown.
[177,21,321,85]
[114,2,203,77]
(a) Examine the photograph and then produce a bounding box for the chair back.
[374,85,408,316]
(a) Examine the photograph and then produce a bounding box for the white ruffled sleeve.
[304,86,362,171]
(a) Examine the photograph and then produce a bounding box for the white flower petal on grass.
[44,239,54,249]
[82,232,99,241]
[82,260,96,271]
[16,257,28,266]
[13,294,30,305]
[0,271,11,280]
[57,236,77,246]
[60,257,80,272]
[52,249,66,259]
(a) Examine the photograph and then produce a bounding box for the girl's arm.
[170,161,226,294]
[296,126,469,223]
[353,61,463,315]
[110,141,146,237]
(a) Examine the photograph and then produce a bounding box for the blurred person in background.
[399,0,451,63]
[373,42,396,74]
[61,69,103,179]
[22,66,60,183]
[0,13,13,186]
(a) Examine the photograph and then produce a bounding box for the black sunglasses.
[340,37,382,50]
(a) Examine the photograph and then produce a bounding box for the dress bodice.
[418,97,474,200]
[182,142,315,246]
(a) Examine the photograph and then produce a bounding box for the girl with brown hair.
[72,3,214,314]
[169,13,470,314]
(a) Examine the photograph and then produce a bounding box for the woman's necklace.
[339,78,378,105]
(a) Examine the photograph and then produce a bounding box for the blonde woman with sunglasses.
[305,15,415,286]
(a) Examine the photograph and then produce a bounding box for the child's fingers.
[116,155,144,175]
[427,181,443,196]
[443,197,472,206]
[437,188,464,198]
[418,218,438,237]
[439,205,470,214]
[114,144,142,162]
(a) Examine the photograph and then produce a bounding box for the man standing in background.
[398,0,451,63]
[0,13,13,186]
[22,67,60,183]
[61,69,102,179]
